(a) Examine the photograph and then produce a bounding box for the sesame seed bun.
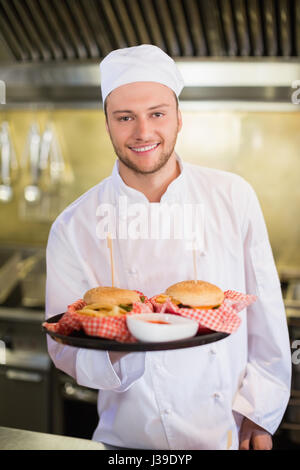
[165,280,224,308]
[83,286,141,306]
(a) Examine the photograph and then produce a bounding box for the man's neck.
[118,154,181,203]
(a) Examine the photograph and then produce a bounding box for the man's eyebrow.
[148,103,170,110]
[112,103,170,114]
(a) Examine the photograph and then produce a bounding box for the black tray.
[43,313,230,352]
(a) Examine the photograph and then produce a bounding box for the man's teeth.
[131,144,159,152]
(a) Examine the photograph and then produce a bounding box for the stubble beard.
[107,123,179,175]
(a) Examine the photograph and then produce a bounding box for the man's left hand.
[239,417,273,450]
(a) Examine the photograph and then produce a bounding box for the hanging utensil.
[48,123,66,185]
[39,124,53,172]
[0,122,16,203]
[23,123,41,204]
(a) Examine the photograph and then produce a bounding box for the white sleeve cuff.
[232,363,290,435]
[115,352,146,393]
[76,349,145,392]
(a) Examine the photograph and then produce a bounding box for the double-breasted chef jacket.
[45,156,291,450]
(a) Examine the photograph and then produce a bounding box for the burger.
[43,286,152,342]
[76,286,147,317]
[155,280,224,310]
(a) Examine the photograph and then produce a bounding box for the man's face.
[105,82,182,175]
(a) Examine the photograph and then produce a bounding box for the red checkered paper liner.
[150,290,257,335]
[43,292,153,343]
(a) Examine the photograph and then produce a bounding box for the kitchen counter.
[0,426,111,450]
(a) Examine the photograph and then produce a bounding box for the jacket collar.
[111,154,186,204]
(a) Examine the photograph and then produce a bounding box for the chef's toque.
[100,44,184,105]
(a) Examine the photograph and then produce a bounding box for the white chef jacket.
[45,156,291,450]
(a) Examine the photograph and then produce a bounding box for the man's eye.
[153,112,164,117]
[119,116,131,121]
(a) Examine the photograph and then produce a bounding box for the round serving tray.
[43,313,230,352]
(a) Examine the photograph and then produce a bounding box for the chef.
[45,44,291,450]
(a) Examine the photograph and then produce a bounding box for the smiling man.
[105,82,180,168]
[45,45,291,450]
[104,79,182,202]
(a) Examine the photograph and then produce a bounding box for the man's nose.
[133,118,151,140]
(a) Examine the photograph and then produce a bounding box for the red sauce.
[146,320,170,325]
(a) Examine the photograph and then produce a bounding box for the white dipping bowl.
[126,313,198,343]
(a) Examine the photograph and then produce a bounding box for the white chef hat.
[100,44,184,105]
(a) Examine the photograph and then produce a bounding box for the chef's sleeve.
[45,220,146,392]
[232,183,292,434]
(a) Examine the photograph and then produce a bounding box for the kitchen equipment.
[0,426,105,450]
[47,123,66,185]
[0,122,17,203]
[0,251,44,306]
[285,282,300,309]
[0,307,51,432]
[0,246,100,439]
[39,122,66,187]
[51,371,98,439]
[23,123,41,204]
[20,254,46,308]
[39,125,52,173]
[0,250,21,304]
[20,121,71,221]
[43,313,229,352]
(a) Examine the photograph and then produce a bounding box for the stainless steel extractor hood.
[0,58,299,107]
[0,0,299,106]
[1,0,300,61]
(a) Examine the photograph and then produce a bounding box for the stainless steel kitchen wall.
[0,107,299,271]
[176,109,300,271]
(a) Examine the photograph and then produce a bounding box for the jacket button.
[127,268,137,275]
[213,392,221,400]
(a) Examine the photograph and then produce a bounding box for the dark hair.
[104,89,179,121]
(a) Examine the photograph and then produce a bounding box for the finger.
[239,437,251,450]
[239,430,251,450]
[251,432,273,450]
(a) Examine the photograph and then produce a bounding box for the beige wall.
[0,108,299,270]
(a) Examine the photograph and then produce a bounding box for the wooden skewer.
[193,239,197,284]
[226,430,232,450]
[107,233,114,288]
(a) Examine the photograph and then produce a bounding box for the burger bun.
[84,286,141,306]
[165,280,224,308]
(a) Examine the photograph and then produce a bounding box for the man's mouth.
[129,143,160,154]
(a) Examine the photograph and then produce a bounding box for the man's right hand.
[109,351,130,365]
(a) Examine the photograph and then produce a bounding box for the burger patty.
[178,303,220,309]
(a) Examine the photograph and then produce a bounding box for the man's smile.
[129,143,160,154]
